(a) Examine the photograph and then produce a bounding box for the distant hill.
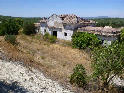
[0,15,42,23]
[82,16,110,19]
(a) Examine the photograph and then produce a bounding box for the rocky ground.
[0,59,73,93]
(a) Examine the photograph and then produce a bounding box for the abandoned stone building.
[78,26,121,45]
[36,14,96,40]
[35,14,121,44]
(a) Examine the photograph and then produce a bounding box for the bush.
[23,23,36,35]
[0,29,5,36]
[72,32,101,49]
[92,41,124,89]
[4,35,17,45]
[49,36,57,43]
[0,23,4,36]
[43,33,57,43]
[120,28,124,41]
[70,64,87,87]
[0,18,23,35]
[43,32,49,40]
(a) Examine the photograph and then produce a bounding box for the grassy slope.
[0,35,91,92]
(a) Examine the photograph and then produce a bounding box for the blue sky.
[0,0,124,17]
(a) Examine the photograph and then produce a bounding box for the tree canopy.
[72,32,101,49]
[0,15,41,36]
[94,18,124,28]
[0,18,23,35]
[120,28,124,41]
[92,41,124,88]
[23,22,36,35]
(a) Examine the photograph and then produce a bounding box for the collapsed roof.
[40,14,96,25]
[78,26,121,36]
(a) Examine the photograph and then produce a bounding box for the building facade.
[35,14,121,44]
[37,14,95,40]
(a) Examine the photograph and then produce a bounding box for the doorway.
[53,31,57,37]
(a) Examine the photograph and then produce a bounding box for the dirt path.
[0,60,73,93]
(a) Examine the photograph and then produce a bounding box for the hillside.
[0,35,91,93]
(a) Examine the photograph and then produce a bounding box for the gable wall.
[47,14,63,28]
[39,14,79,40]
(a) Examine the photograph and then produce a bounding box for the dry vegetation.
[0,35,91,92]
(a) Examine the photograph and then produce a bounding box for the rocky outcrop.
[0,59,73,93]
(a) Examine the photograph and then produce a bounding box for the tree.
[92,41,124,89]
[72,32,101,49]
[0,18,23,35]
[15,18,23,29]
[23,23,36,35]
[120,28,124,41]
[94,18,124,28]
[0,22,5,35]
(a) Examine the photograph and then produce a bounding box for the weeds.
[4,35,17,45]
[43,33,57,43]
[70,64,87,87]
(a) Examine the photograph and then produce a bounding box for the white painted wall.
[40,27,51,35]
[39,14,77,41]
[40,26,73,41]
[97,35,118,45]
[57,29,73,41]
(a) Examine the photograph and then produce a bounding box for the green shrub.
[0,18,22,36]
[23,23,36,35]
[4,35,17,45]
[43,33,57,43]
[120,28,124,41]
[49,36,57,43]
[70,64,87,87]
[43,32,50,40]
[72,32,101,49]
[92,41,124,88]
[0,29,5,36]
[0,23,4,36]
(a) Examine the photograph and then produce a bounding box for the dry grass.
[19,35,91,85]
[0,35,91,92]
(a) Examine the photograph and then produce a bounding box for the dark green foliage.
[15,18,23,29]
[0,23,5,36]
[4,35,17,45]
[0,15,41,24]
[0,18,23,35]
[0,15,40,36]
[0,30,5,36]
[92,41,124,87]
[120,28,124,41]
[22,17,41,24]
[70,64,87,87]
[94,18,124,28]
[23,23,36,35]
[43,33,57,43]
[72,32,101,49]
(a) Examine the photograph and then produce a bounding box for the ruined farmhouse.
[35,14,122,44]
[35,14,95,40]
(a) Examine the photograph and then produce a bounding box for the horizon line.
[0,14,124,18]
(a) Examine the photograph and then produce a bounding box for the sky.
[0,0,124,18]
